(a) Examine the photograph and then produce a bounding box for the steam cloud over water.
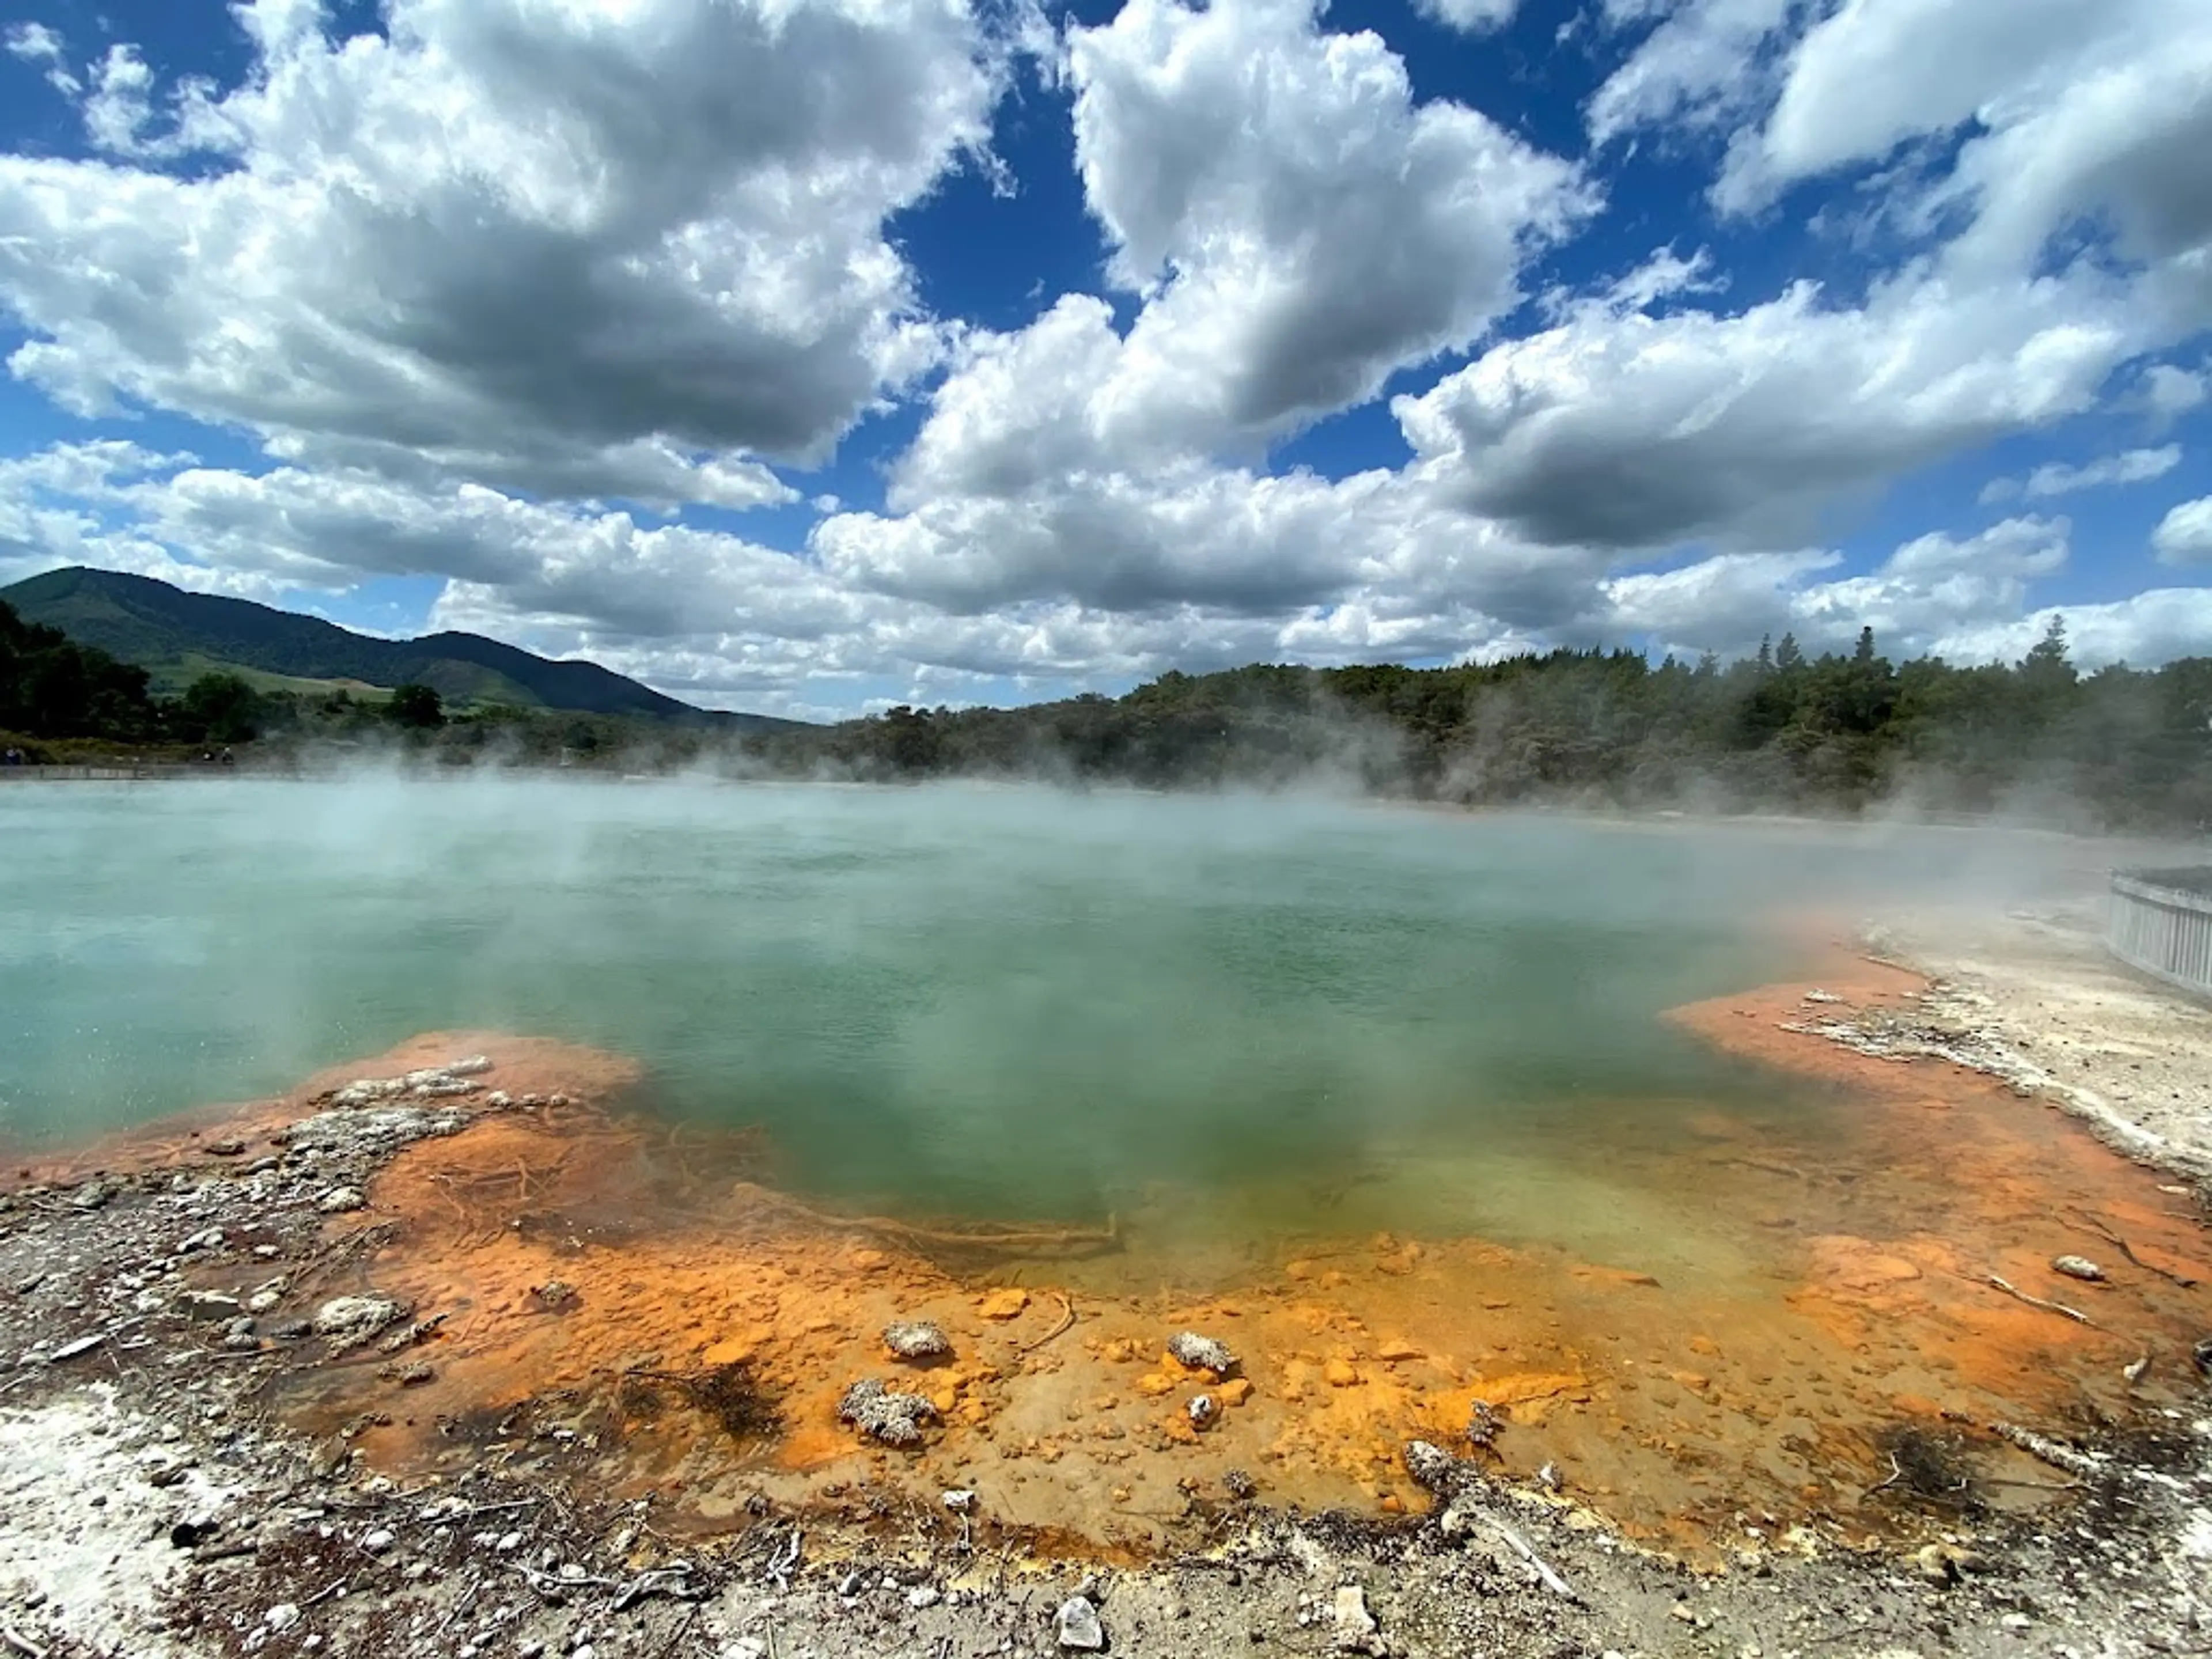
[0,776,2150,1247]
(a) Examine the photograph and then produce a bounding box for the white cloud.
[1597,517,2077,661]
[1699,0,2212,329]
[2152,496,2212,565]
[1587,0,1794,146]
[812,0,1593,617]
[1410,0,1521,33]
[0,0,1003,502]
[2143,362,2207,418]
[1931,589,2212,669]
[3,20,62,62]
[1060,0,1589,446]
[5,0,2210,714]
[1979,444,2180,503]
[1393,268,2137,549]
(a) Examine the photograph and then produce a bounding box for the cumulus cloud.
[812,0,1592,616]
[1596,517,2074,661]
[3,0,2209,711]
[1695,0,2212,322]
[2153,496,2212,565]
[1394,269,2136,549]
[1063,0,1590,444]
[0,0,1002,502]
[1980,445,2181,504]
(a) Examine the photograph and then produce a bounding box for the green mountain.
[1,566,803,730]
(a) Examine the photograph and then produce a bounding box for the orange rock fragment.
[978,1289,1030,1321]
[1324,1358,1361,1388]
[1218,1378,1253,1407]
[1134,1372,1179,1398]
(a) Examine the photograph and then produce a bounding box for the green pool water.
[0,778,2053,1255]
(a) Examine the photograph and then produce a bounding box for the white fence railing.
[2109,869,2212,999]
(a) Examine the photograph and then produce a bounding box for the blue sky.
[0,0,2207,718]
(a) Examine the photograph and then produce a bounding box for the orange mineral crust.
[256,991,2211,1560]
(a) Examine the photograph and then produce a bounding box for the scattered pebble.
[318,1185,367,1214]
[1056,1594,1105,1652]
[2051,1254,2104,1282]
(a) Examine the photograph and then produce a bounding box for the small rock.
[362,1528,395,1554]
[1188,1395,1218,1429]
[70,1180,117,1211]
[838,1377,938,1446]
[532,1280,579,1310]
[206,1138,247,1156]
[319,1186,368,1214]
[907,1585,941,1609]
[883,1320,953,1361]
[179,1291,244,1322]
[313,1296,404,1343]
[979,1288,1030,1321]
[1055,1594,1105,1652]
[1168,1331,1237,1376]
[2000,1613,2032,1633]
[247,1289,283,1315]
[1466,1399,1502,1448]
[1224,1469,1256,1501]
[942,1490,976,1512]
[1914,1543,1957,1586]
[1332,1585,1383,1656]
[2051,1255,2103,1282]
[1323,1358,1360,1388]
[51,1334,104,1362]
[178,1227,225,1254]
[266,1603,301,1631]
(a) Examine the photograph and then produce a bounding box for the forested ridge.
[762,622,2212,832]
[8,592,2209,832]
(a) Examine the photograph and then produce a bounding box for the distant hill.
[1,567,804,731]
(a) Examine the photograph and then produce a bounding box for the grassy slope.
[3,567,807,730]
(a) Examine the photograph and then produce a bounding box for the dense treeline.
[10,590,2209,831]
[751,620,2212,832]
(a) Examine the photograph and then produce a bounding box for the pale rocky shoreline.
[1,907,2209,1659]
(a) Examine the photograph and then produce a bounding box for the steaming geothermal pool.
[18,778,2212,1544]
[3,778,2071,1253]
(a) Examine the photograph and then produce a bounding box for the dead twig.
[1015,1292,1077,1355]
[1989,1421,2106,1482]
[2,1624,48,1659]
[1865,1453,1905,1497]
[1984,1274,2096,1327]
[1483,1515,1578,1603]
